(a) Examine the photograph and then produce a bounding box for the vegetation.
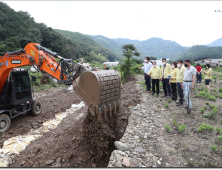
[177,45,222,61]
[197,122,214,132]
[210,145,217,152]
[165,102,169,108]
[178,124,186,133]
[165,125,171,132]
[0,2,117,64]
[115,44,140,83]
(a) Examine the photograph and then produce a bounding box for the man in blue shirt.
[138,57,152,92]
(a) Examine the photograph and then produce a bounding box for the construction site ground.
[107,74,222,167]
[1,74,222,167]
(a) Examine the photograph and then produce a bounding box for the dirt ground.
[0,86,82,147]
[135,74,222,167]
[6,76,141,167]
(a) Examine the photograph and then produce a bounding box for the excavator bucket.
[73,70,121,122]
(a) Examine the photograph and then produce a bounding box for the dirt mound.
[9,76,141,167]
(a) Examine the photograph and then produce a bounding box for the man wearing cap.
[182,59,196,110]
[160,58,172,98]
[138,57,152,92]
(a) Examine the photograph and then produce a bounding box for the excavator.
[0,43,121,133]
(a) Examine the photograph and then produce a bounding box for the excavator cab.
[10,69,32,105]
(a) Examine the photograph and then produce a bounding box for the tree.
[120,44,140,83]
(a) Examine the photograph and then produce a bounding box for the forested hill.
[113,37,189,59]
[55,30,119,62]
[206,38,222,47]
[0,2,116,62]
[87,35,189,60]
[86,35,123,59]
[177,45,222,61]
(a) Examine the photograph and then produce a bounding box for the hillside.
[0,2,115,63]
[55,30,118,62]
[206,38,222,47]
[86,35,123,59]
[177,45,222,61]
[91,36,189,60]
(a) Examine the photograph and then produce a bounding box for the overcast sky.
[3,1,222,47]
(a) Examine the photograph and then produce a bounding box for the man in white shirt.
[138,57,152,92]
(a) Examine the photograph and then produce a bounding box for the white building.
[103,62,119,67]
[193,57,222,67]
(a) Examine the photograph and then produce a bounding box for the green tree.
[120,44,140,83]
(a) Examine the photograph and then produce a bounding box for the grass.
[173,115,179,127]
[206,101,210,105]
[178,124,186,133]
[157,105,161,108]
[216,127,222,134]
[220,93,222,99]
[168,99,172,103]
[165,102,169,108]
[165,125,171,132]
[219,87,222,92]
[200,108,205,113]
[197,122,214,132]
[210,145,217,152]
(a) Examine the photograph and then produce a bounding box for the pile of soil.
[0,88,81,148]
[9,76,141,167]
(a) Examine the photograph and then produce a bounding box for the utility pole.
[192,43,194,64]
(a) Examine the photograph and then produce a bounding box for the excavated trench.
[8,76,141,167]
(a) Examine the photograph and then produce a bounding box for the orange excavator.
[0,43,121,132]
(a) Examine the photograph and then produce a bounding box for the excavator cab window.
[10,70,32,105]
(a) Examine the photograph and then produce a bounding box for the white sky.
[3,1,222,47]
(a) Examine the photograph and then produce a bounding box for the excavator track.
[73,70,121,122]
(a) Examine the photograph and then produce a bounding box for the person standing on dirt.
[176,59,186,106]
[138,57,152,93]
[196,63,202,86]
[182,59,196,110]
[160,58,172,98]
[169,62,178,101]
[203,64,212,93]
[147,61,161,97]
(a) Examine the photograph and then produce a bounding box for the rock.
[114,141,129,151]
[92,164,96,167]
[54,163,61,167]
[122,157,130,167]
[133,107,137,110]
[117,150,126,156]
[45,160,54,165]
[157,160,161,165]
[62,159,65,163]
[134,136,139,139]
[56,157,61,163]
[33,126,38,129]
[114,161,122,167]
[8,130,13,134]
[33,162,39,167]
[134,147,145,153]
[21,161,26,165]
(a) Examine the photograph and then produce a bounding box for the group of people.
[138,57,213,110]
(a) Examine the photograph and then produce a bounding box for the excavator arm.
[0,43,121,122]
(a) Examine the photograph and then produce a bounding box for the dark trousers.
[177,82,183,104]
[196,72,202,83]
[152,79,159,94]
[170,83,177,100]
[144,73,151,91]
[162,78,171,96]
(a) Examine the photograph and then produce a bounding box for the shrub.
[203,106,207,110]
[209,96,216,101]
[168,99,172,103]
[165,125,171,132]
[209,104,216,109]
[220,93,222,99]
[200,108,205,113]
[178,124,186,133]
[210,145,217,152]
[197,122,214,132]
[173,116,179,127]
[216,127,222,134]
[219,87,222,92]
[206,102,210,105]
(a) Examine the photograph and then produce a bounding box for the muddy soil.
[0,87,81,148]
[136,74,222,167]
[9,76,141,167]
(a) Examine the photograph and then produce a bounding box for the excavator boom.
[0,43,121,122]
